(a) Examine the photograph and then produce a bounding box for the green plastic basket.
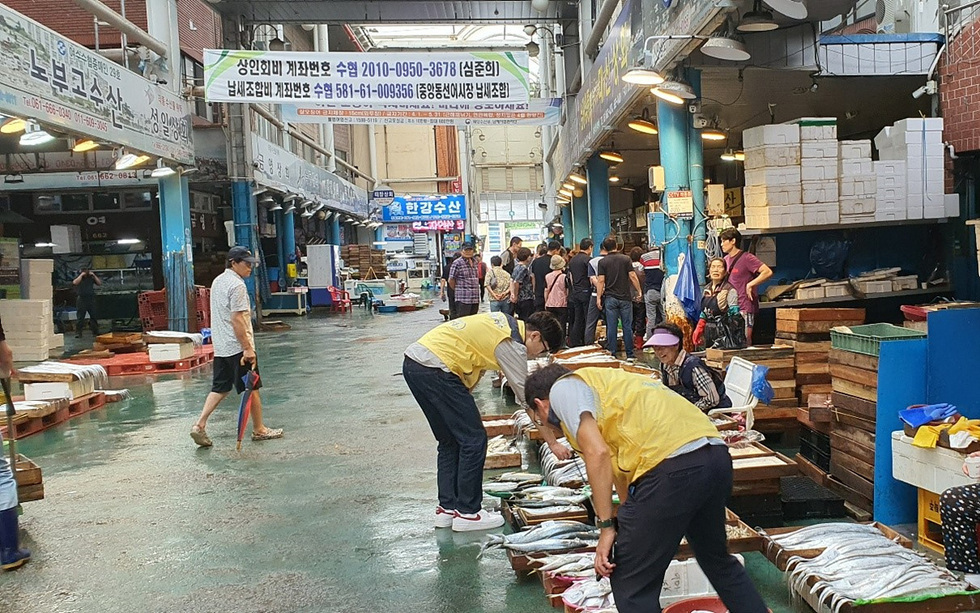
[829,323,926,357]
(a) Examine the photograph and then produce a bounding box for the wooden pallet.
[69,346,214,376]
[1,392,107,439]
[67,391,106,417]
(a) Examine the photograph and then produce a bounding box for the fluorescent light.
[599,150,624,164]
[0,118,26,134]
[20,124,54,146]
[622,66,665,86]
[117,238,142,245]
[72,139,99,152]
[568,172,587,185]
[34,242,56,248]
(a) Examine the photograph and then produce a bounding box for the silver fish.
[503,538,593,553]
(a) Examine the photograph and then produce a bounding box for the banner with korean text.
[281,98,561,126]
[204,50,531,106]
[382,195,466,223]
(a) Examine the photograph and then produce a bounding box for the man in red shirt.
[719,228,773,346]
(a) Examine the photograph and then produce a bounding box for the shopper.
[567,238,593,347]
[939,455,980,589]
[584,242,609,345]
[544,254,569,341]
[440,253,460,320]
[190,247,283,447]
[641,249,665,341]
[629,247,646,351]
[524,364,767,613]
[531,241,559,313]
[499,236,522,274]
[693,257,746,350]
[595,238,642,360]
[72,267,101,338]
[719,228,772,346]
[486,256,513,315]
[510,247,535,320]
[646,323,731,412]
[0,316,30,571]
[403,311,565,531]
[449,242,481,318]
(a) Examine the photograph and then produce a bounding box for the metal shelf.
[759,285,954,309]
[741,218,948,236]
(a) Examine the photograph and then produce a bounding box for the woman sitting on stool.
[940,451,980,589]
[644,323,732,412]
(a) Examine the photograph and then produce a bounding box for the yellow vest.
[561,368,721,484]
[417,313,525,390]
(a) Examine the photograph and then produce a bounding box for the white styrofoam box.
[905,154,944,171]
[892,275,918,291]
[900,130,944,146]
[840,176,876,198]
[149,343,196,363]
[840,214,876,224]
[854,279,892,293]
[743,123,800,149]
[744,205,804,229]
[840,196,876,216]
[21,259,54,274]
[795,286,826,300]
[743,184,802,208]
[840,158,874,177]
[661,555,745,607]
[825,283,851,297]
[839,140,872,159]
[744,166,801,187]
[875,160,906,177]
[743,145,801,170]
[803,203,840,226]
[874,126,893,153]
[923,194,947,219]
[875,200,907,222]
[877,186,907,202]
[5,346,50,362]
[50,225,82,255]
[49,333,63,349]
[892,432,973,495]
[24,379,95,401]
[907,201,924,220]
[945,193,959,218]
[801,140,839,159]
[802,181,839,204]
[876,175,906,193]
[801,158,838,182]
[792,118,838,141]
[893,117,944,134]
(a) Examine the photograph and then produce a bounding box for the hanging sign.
[372,185,395,206]
[204,50,531,106]
[281,98,561,126]
[412,220,465,232]
[666,190,694,219]
[382,194,466,223]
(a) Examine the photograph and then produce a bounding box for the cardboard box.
[743,184,802,208]
[743,124,800,149]
[744,166,801,187]
[839,140,872,159]
[148,343,196,363]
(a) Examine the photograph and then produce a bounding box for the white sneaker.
[965,574,980,589]
[452,509,505,532]
[434,506,456,528]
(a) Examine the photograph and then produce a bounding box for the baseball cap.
[461,241,475,250]
[228,246,260,264]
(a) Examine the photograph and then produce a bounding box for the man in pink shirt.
[719,228,773,346]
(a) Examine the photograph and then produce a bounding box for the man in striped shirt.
[449,241,481,318]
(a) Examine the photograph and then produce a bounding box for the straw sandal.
[251,427,283,441]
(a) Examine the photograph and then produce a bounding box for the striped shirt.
[449,256,481,305]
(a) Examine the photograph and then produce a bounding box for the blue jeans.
[489,299,511,315]
[605,296,634,358]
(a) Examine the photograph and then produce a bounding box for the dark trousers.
[612,445,767,613]
[514,299,535,320]
[568,291,590,347]
[534,296,546,314]
[446,288,457,319]
[402,357,487,515]
[604,296,634,358]
[546,306,568,342]
[584,295,603,345]
[76,298,99,336]
[455,302,479,318]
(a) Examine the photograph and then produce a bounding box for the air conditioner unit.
[876,0,941,34]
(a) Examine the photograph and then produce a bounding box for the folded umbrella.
[236,368,260,451]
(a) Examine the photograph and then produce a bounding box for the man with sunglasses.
[403,311,564,531]
[191,246,283,447]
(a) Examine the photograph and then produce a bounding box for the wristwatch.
[595,517,616,529]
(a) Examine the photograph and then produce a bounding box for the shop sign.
[666,190,694,218]
[0,169,151,191]
[382,194,466,223]
[281,98,561,127]
[0,4,193,163]
[443,232,464,253]
[204,50,531,107]
[412,219,465,232]
[383,223,414,242]
[251,134,369,216]
[371,185,395,207]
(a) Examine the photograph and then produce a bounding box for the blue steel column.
[283,208,296,283]
[231,180,257,302]
[274,208,286,288]
[686,68,707,282]
[330,215,341,245]
[657,95,691,276]
[158,173,194,331]
[572,193,590,245]
[560,204,572,246]
[585,155,610,255]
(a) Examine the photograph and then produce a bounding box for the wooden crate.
[482,414,517,437]
[795,453,830,487]
[674,519,764,560]
[775,307,866,322]
[14,454,43,503]
[761,521,910,572]
[797,408,832,435]
[485,451,522,469]
[831,392,877,421]
[515,506,589,526]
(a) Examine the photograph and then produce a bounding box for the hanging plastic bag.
[810,239,851,280]
[704,313,747,350]
[673,245,701,324]
[751,364,774,404]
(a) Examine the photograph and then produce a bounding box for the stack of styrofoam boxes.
[660,554,746,606]
[742,123,802,228]
[875,118,949,220]
[796,118,840,226]
[50,225,83,254]
[838,140,876,223]
[874,159,907,222]
[19,259,62,349]
[0,300,52,362]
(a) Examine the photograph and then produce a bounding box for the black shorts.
[212,353,262,394]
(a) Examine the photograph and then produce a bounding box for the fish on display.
[479,520,596,557]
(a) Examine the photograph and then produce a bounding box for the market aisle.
[0,308,797,613]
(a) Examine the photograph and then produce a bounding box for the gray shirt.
[210,269,252,357]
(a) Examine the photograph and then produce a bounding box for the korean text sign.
[204,50,531,106]
[383,195,466,223]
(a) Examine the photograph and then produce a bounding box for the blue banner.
[382,194,466,222]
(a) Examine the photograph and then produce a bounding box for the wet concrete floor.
[1,305,801,613]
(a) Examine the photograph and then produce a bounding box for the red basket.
[900,304,928,322]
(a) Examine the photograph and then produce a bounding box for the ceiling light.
[701,127,727,141]
[179,167,199,176]
[559,189,573,198]
[34,242,56,248]
[652,88,683,105]
[735,150,745,161]
[150,160,176,177]
[622,65,665,86]
[115,152,139,169]
[561,182,575,190]
[525,40,540,58]
[20,123,54,146]
[301,208,313,218]
[0,118,26,134]
[300,199,313,207]
[4,174,23,184]
[653,80,697,105]
[269,202,283,211]
[72,139,99,152]
[599,150,624,164]
[572,187,585,198]
[765,0,807,20]
[568,172,587,185]
[628,109,658,135]
[531,0,550,12]
[608,175,620,183]
[284,193,302,202]
[117,238,142,245]
[721,148,737,162]
[345,216,356,223]
[620,185,636,192]
[523,24,537,36]
[556,196,570,204]
[252,186,267,197]
[738,1,779,32]
[700,36,751,62]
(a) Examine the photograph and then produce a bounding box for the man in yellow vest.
[404,311,565,532]
[525,364,767,613]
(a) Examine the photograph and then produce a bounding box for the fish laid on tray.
[479,520,598,557]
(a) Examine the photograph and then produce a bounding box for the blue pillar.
[585,155,610,256]
[658,95,691,276]
[374,226,384,244]
[330,215,341,245]
[283,208,296,283]
[158,173,194,332]
[560,204,572,246]
[231,180,257,303]
[274,208,286,289]
[686,68,707,282]
[572,193,590,246]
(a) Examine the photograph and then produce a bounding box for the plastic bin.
[829,323,926,357]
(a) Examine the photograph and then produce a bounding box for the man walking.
[190,247,283,447]
[584,242,608,345]
[531,240,561,314]
[719,228,773,346]
[499,236,522,274]
[641,249,665,341]
[567,238,593,347]
[595,238,642,360]
[449,242,481,318]
[72,267,101,337]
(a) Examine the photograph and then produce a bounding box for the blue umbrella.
[674,243,701,323]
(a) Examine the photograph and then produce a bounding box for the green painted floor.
[0,306,806,612]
